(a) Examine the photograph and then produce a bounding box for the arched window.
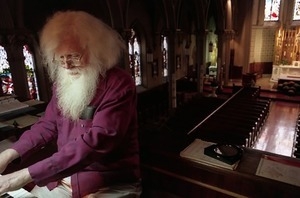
[264,0,280,21]
[23,45,39,100]
[128,29,142,86]
[0,45,13,94]
[293,0,300,20]
[161,36,168,78]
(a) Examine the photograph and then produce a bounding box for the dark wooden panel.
[249,62,273,78]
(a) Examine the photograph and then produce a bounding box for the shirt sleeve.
[11,95,59,159]
[27,75,138,186]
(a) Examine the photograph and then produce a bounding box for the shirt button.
[80,124,84,127]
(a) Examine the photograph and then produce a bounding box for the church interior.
[0,0,300,197]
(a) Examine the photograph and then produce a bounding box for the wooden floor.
[229,76,300,157]
[253,101,299,156]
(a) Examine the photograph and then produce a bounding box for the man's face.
[54,39,88,77]
[55,40,99,120]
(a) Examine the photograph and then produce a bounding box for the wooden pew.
[207,114,259,145]
[195,122,254,146]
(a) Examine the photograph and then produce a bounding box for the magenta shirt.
[12,67,140,198]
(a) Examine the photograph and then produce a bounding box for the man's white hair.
[39,10,126,81]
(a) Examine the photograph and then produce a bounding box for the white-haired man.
[0,11,141,198]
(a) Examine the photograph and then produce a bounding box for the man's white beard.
[56,66,99,121]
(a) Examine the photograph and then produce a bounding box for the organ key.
[1,188,36,198]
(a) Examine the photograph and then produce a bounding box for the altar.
[271,61,300,82]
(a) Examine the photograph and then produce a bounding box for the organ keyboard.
[1,187,36,198]
[0,96,30,116]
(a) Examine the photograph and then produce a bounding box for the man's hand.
[0,149,19,174]
[0,168,33,194]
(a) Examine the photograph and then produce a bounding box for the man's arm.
[11,95,59,159]
[0,168,33,194]
[0,149,33,195]
[0,148,20,173]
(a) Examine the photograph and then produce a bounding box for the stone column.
[196,29,207,93]
[164,30,177,110]
[5,35,30,99]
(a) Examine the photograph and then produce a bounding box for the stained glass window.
[264,0,280,21]
[0,45,13,94]
[128,29,142,86]
[162,36,168,77]
[23,45,39,100]
[293,0,300,20]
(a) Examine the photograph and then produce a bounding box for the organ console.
[0,96,46,141]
